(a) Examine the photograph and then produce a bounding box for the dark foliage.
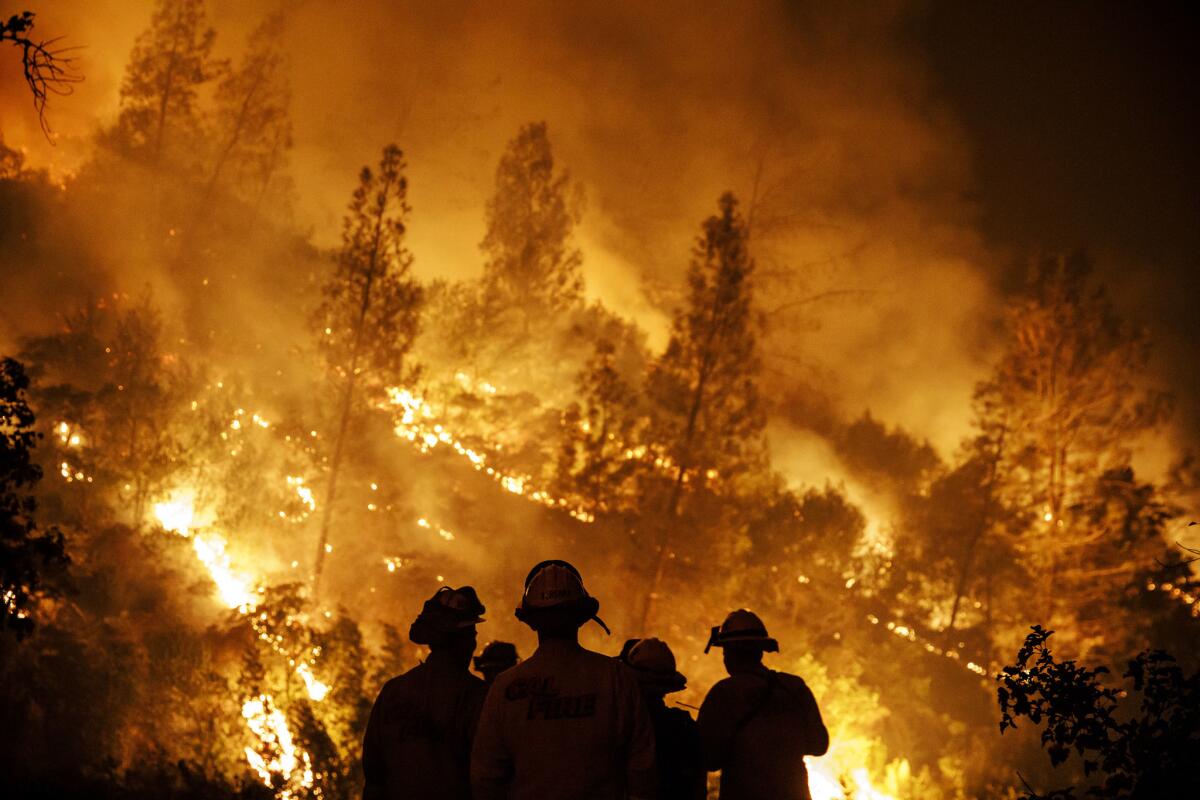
[998,625,1200,799]
[0,357,68,638]
[5,760,273,800]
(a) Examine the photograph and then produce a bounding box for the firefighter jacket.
[470,638,658,800]
[646,698,706,800]
[697,667,828,800]
[361,650,488,800]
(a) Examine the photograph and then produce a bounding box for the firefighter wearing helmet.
[473,640,520,685]
[362,586,488,800]
[621,637,707,800]
[697,609,829,800]
[470,560,657,800]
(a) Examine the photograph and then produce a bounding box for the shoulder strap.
[729,670,778,740]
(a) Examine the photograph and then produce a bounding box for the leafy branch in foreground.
[997,625,1200,799]
[1,357,68,639]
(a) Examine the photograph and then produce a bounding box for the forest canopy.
[1,2,1197,799]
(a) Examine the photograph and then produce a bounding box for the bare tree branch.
[2,11,83,139]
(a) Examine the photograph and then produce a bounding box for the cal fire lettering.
[527,692,597,720]
[504,675,555,701]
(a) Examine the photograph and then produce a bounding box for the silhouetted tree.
[641,192,765,626]
[111,0,219,163]
[207,11,292,204]
[0,357,67,639]
[998,625,1200,799]
[481,121,583,328]
[1,11,82,134]
[312,144,423,595]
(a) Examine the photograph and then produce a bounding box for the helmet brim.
[632,669,688,693]
[710,635,779,653]
[516,597,609,634]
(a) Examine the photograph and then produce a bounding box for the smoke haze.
[2,0,1194,477]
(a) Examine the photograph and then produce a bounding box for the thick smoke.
[1,0,1000,459]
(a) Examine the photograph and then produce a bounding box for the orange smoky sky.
[2,0,1196,471]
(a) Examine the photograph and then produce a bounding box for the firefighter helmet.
[621,637,687,693]
[473,640,519,672]
[409,585,486,645]
[515,559,610,634]
[704,608,779,653]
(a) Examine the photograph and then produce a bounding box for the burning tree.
[16,297,187,529]
[207,11,293,206]
[311,144,423,596]
[641,191,766,627]
[481,121,584,330]
[554,339,644,519]
[103,297,187,525]
[974,254,1171,656]
[110,0,219,164]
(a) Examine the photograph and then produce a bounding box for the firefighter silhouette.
[470,560,657,800]
[697,609,829,800]
[362,586,487,800]
[621,637,706,800]
[473,640,520,685]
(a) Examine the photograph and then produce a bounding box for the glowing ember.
[865,613,989,677]
[286,475,316,513]
[2,589,27,620]
[1147,581,1200,617]
[416,516,456,541]
[55,420,84,447]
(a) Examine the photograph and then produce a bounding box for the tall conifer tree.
[311,145,422,595]
[207,11,292,203]
[481,122,583,327]
[641,192,765,627]
[112,0,219,164]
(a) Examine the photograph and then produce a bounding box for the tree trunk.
[206,62,264,197]
[949,425,1006,630]
[310,189,390,599]
[639,280,728,631]
[153,28,183,162]
[310,373,356,599]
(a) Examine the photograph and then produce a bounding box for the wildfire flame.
[295,661,330,702]
[190,533,258,611]
[807,760,903,800]
[385,385,595,522]
[242,694,316,799]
